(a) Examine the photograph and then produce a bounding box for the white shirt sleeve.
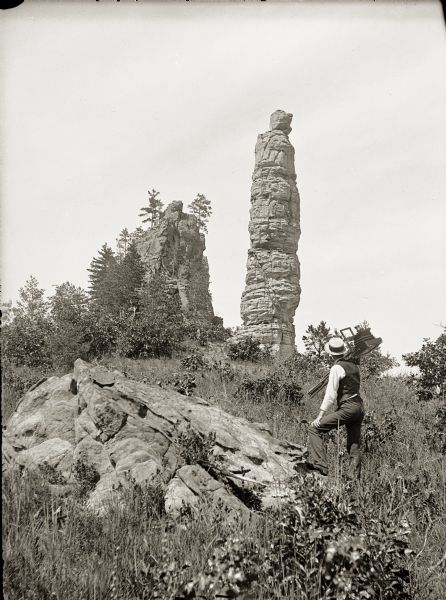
[320,364,346,412]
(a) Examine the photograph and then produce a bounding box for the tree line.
[2,189,224,374]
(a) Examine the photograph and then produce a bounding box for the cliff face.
[239,110,301,355]
[137,201,214,320]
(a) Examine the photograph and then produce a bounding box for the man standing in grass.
[306,337,365,479]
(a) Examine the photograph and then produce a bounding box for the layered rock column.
[239,110,301,355]
[137,201,214,320]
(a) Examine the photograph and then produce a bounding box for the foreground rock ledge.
[2,359,306,515]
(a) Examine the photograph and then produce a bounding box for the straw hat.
[324,337,348,356]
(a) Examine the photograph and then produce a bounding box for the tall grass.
[2,353,445,599]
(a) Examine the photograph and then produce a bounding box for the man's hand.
[311,410,326,428]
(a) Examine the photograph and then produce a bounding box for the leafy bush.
[403,327,446,401]
[361,412,397,453]
[115,314,183,359]
[227,336,271,362]
[360,349,398,379]
[175,425,222,472]
[236,370,303,405]
[147,477,413,600]
[184,314,231,346]
[152,535,264,599]
[72,459,100,497]
[170,371,197,396]
[280,350,326,385]
[1,276,53,369]
[38,462,66,485]
[263,479,413,600]
[210,360,236,381]
[180,350,208,372]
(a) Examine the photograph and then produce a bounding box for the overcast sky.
[1,0,445,362]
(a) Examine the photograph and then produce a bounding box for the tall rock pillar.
[239,110,301,356]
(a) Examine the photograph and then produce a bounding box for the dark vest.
[336,359,361,402]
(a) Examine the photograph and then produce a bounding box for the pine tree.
[139,189,164,227]
[130,226,145,243]
[188,193,212,233]
[116,228,131,262]
[115,241,145,315]
[87,243,118,309]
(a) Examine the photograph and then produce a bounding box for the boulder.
[3,359,306,515]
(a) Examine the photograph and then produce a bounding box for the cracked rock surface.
[3,359,306,515]
[238,110,301,356]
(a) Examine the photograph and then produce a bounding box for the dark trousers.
[307,396,365,478]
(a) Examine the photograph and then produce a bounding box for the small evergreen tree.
[116,228,131,262]
[115,241,145,315]
[130,226,145,243]
[188,193,212,233]
[139,189,164,228]
[87,243,119,313]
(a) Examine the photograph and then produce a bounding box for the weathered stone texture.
[137,201,214,320]
[3,360,306,515]
[239,110,301,355]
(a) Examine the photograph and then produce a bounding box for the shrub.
[427,402,446,454]
[403,327,446,401]
[184,314,232,346]
[360,349,398,379]
[1,360,50,423]
[227,336,271,362]
[210,360,236,381]
[72,459,100,497]
[147,477,413,600]
[236,371,303,405]
[170,371,197,396]
[115,313,184,359]
[262,478,413,600]
[175,425,222,472]
[180,350,208,372]
[38,462,66,485]
[280,350,326,385]
[361,412,397,453]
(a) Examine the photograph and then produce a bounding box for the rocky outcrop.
[239,110,301,356]
[137,201,214,320]
[3,360,306,515]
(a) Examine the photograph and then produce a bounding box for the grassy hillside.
[2,348,445,599]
